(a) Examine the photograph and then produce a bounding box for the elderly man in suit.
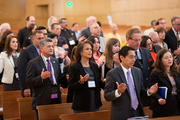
[26,38,62,119]
[104,46,158,120]
[126,28,153,89]
[17,30,44,97]
[164,16,180,64]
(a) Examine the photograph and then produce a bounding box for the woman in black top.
[149,48,180,117]
[69,40,104,113]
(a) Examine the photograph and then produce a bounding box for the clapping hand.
[79,74,89,84]
[116,82,127,94]
[148,83,158,95]
[41,68,51,80]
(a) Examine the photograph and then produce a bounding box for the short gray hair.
[171,16,180,24]
[0,23,11,31]
[39,38,53,47]
[86,16,96,23]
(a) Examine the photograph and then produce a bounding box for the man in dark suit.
[59,18,77,55]
[104,46,158,120]
[126,28,153,88]
[17,16,36,48]
[164,16,180,63]
[17,30,44,97]
[26,38,62,119]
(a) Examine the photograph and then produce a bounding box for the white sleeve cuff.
[147,90,151,96]
[115,89,121,98]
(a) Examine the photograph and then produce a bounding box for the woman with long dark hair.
[0,36,21,91]
[149,48,180,117]
[69,40,104,112]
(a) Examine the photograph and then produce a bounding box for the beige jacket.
[0,51,20,84]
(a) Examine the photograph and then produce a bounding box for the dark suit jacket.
[134,47,153,88]
[149,71,180,117]
[26,56,62,109]
[17,45,39,96]
[69,61,104,111]
[17,27,31,48]
[60,29,77,56]
[164,28,177,53]
[104,65,149,120]
[80,27,104,38]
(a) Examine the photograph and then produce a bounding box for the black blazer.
[104,65,149,120]
[164,28,177,53]
[26,56,62,109]
[17,27,31,48]
[69,61,104,111]
[17,45,39,96]
[149,71,180,117]
[134,47,153,88]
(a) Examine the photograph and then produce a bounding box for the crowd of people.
[0,15,180,120]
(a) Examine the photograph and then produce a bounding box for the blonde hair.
[47,16,57,31]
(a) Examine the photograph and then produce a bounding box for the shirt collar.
[120,63,131,74]
[41,54,50,62]
[172,27,178,35]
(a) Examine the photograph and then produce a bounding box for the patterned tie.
[127,70,139,110]
[46,59,54,84]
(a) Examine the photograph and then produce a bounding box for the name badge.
[88,81,96,88]
[69,40,75,45]
[15,73,19,79]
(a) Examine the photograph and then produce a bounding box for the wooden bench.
[100,100,111,111]
[3,90,21,120]
[61,94,67,103]
[17,97,36,120]
[59,110,110,120]
[0,85,3,116]
[37,103,73,120]
[144,106,152,118]
[149,115,180,120]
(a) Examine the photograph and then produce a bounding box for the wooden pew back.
[59,110,110,120]
[0,85,3,116]
[37,103,73,120]
[3,90,21,120]
[17,97,36,120]
[100,100,111,111]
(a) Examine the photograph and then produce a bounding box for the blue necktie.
[127,70,139,110]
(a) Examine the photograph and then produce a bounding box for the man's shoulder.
[18,27,27,32]
[28,56,41,65]
[166,28,174,36]
[132,66,142,72]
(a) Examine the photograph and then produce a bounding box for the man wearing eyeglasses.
[164,16,180,64]
[18,30,44,97]
[126,28,153,90]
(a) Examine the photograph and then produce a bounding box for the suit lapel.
[118,65,130,94]
[38,56,47,71]
[9,55,15,67]
[50,57,58,79]
[131,67,140,94]
[31,45,40,57]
